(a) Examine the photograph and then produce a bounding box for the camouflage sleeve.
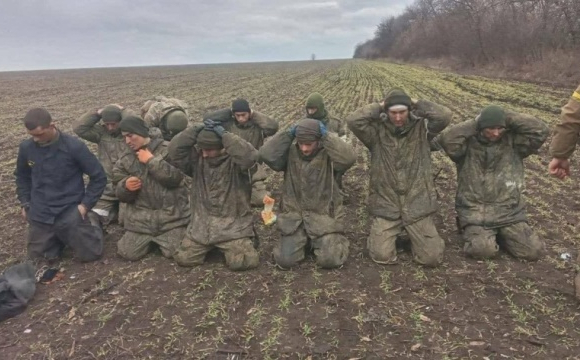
[143,103,163,128]
[140,100,155,118]
[549,85,580,159]
[322,133,356,173]
[414,99,453,135]
[167,123,204,176]
[346,103,382,149]
[112,155,139,204]
[73,110,104,143]
[435,120,478,163]
[146,146,185,189]
[251,111,279,137]
[204,108,233,123]
[505,111,549,158]
[222,132,258,172]
[259,131,292,172]
[330,117,347,138]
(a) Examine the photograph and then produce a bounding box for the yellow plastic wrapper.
[261,195,277,225]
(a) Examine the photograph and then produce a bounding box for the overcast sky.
[0,0,413,71]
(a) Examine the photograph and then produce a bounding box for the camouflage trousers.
[117,227,185,261]
[251,164,270,207]
[368,215,444,267]
[463,222,543,260]
[27,205,103,263]
[173,236,259,271]
[273,223,349,269]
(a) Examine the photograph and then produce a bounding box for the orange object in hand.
[261,195,277,225]
[125,176,142,191]
[137,148,154,164]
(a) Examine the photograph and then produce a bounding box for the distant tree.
[311,54,316,61]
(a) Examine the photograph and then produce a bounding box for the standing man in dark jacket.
[347,88,452,267]
[15,108,107,262]
[437,105,548,260]
[204,99,278,206]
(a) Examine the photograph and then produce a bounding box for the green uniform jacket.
[436,112,549,228]
[260,132,356,237]
[347,100,452,225]
[168,125,258,245]
[112,138,190,235]
[73,110,129,201]
[204,108,279,150]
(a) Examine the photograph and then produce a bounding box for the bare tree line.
[354,0,580,80]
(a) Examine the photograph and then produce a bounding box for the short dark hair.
[23,108,52,130]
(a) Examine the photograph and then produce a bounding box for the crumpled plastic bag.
[261,195,277,226]
[0,262,36,322]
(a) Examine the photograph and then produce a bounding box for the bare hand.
[125,176,142,191]
[78,204,88,219]
[21,207,27,221]
[548,158,570,179]
[137,148,154,164]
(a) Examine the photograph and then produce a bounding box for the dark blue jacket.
[14,132,107,224]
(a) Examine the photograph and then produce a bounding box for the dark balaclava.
[476,105,506,130]
[119,115,149,137]
[305,93,327,120]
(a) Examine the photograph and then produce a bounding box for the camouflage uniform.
[112,138,190,261]
[437,112,549,260]
[168,125,260,271]
[548,85,580,298]
[205,108,279,206]
[141,96,191,141]
[347,99,452,266]
[73,107,136,226]
[260,130,356,268]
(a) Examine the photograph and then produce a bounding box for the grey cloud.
[0,0,414,70]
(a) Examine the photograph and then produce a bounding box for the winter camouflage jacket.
[141,96,191,141]
[436,112,549,228]
[204,108,278,150]
[260,131,356,237]
[347,100,452,225]
[112,137,190,235]
[168,125,258,245]
[549,84,580,159]
[73,110,130,201]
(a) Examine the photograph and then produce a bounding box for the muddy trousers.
[367,216,444,267]
[463,222,543,260]
[273,224,349,269]
[27,205,103,262]
[173,236,259,271]
[117,227,185,261]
